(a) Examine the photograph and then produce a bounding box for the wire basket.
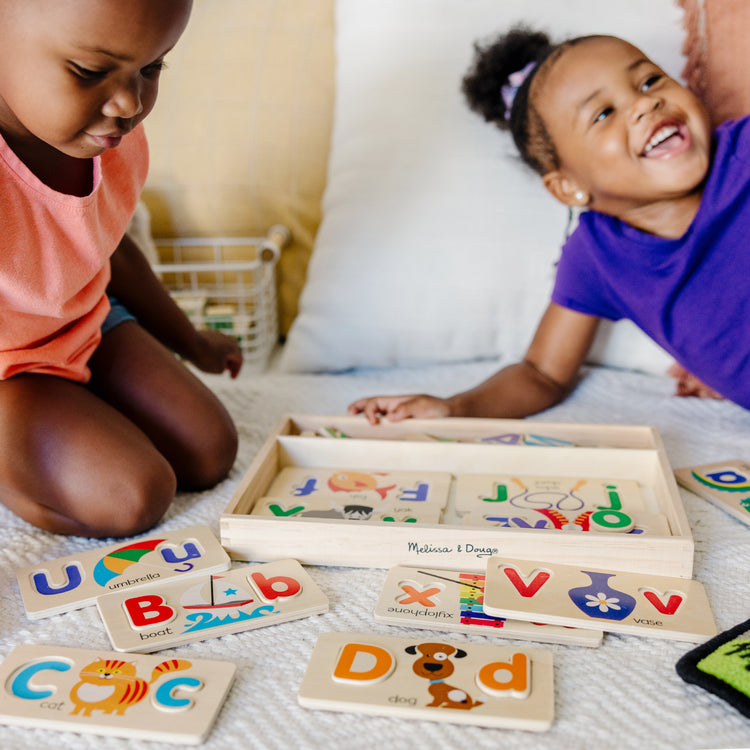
[152,226,289,370]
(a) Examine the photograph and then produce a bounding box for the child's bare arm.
[107,234,243,377]
[349,303,599,423]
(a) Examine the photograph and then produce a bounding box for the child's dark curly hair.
[462,27,596,176]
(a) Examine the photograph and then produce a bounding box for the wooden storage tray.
[220,415,694,577]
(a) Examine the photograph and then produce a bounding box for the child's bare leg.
[0,374,176,537]
[0,323,238,537]
[88,321,239,490]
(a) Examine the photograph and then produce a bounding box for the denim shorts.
[101,295,136,335]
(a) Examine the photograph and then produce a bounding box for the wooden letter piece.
[373,565,602,647]
[483,556,717,642]
[252,496,442,524]
[463,511,671,536]
[97,558,329,652]
[16,525,231,620]
[298,632,554,731]
[0,644,235,744]
[454,475,646,525]
[675,460,750,527]
[259,467,452,510]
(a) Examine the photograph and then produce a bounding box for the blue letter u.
[32,564,83,596]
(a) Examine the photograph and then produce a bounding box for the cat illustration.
[69,657,191,717]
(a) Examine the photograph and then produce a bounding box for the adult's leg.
[0,374,176,537]
[88,321,239,490]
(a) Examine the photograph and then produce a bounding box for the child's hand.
[348,394,451,425]
[667,363,723,400]
[188,330,243,378]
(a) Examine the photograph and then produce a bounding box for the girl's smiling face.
[537,36,712,233]
[0,0,192,161]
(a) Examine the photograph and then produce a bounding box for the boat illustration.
[180,576,255,611]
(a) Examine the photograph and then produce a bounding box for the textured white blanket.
[3,358,750,749]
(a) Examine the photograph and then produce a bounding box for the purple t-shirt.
[552,116,750,408]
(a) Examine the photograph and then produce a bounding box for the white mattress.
[3,357,750,749]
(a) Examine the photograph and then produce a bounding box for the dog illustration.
[405,642,484,710]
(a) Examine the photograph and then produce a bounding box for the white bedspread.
[3,358,750,750]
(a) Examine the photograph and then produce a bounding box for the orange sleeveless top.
[0,126,148,382]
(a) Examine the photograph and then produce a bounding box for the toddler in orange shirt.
[0,0,242,537]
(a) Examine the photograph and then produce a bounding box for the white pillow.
[280,0,681,373]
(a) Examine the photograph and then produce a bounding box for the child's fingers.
[348,395,449,424]
[364,397,401,424]
[390,399,420,421]
[347,396,409,424]
[667,362,724,400]
[392,395,450,420]
[377,397,417,422]
[225,349,243,378]
[347,398,367,415]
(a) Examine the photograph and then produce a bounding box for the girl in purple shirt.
[351,27,736,422]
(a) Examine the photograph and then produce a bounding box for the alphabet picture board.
[483,556,717,642]
[252,466,451,523]
[16,525,231,620]
[373,565,603,647]
[453,473,672,534]
[298,632,554,731]
[97,558,329,652]
[0,644,235,744]
[674,460,750,526]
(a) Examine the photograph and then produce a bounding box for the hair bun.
[462,27,552,130]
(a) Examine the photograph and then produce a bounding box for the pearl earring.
[574,190,586,203]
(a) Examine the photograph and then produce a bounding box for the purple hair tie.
[501,61,537,120]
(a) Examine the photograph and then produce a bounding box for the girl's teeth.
[645,126,679,153]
